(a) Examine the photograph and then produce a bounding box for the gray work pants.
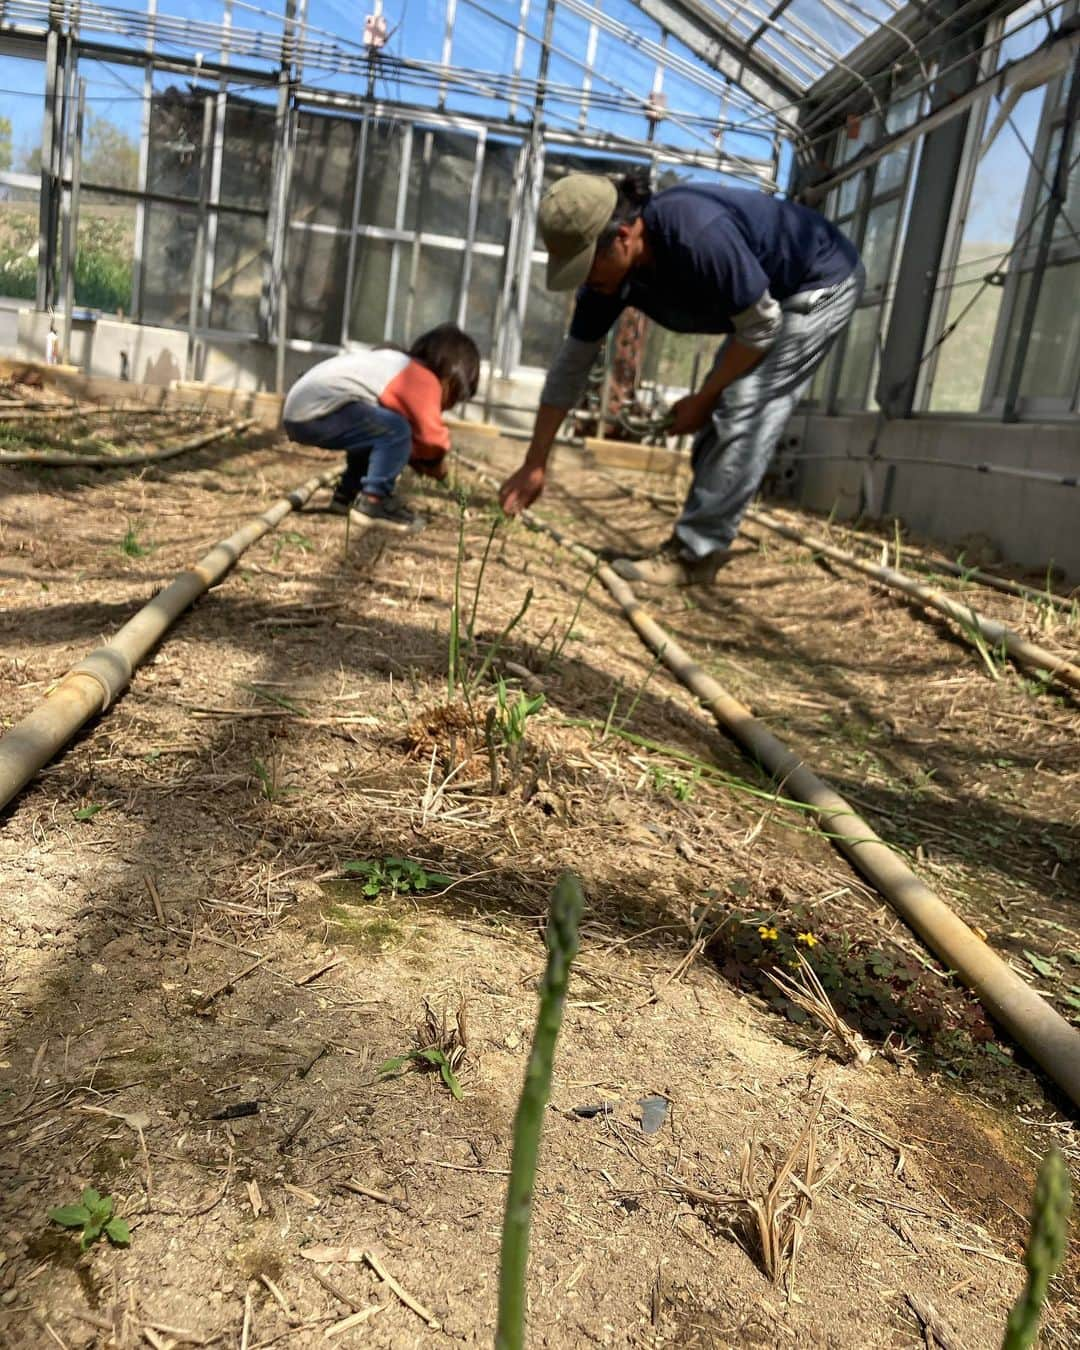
[675,264,865,558]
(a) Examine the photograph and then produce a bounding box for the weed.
[469,586,534,693]
[544,561,597,670]
[49,1187,131,1251]
[378,997,468,1099]
[494,677,545,746]
[120,523,151,558]
[448,490,468,701]
[251,757,277,802]
[649,764,699,802]
[341,856,453,897]
[271,530,312,563]
[73,803,105,821]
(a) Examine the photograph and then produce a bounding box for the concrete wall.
[784,412,1080,580]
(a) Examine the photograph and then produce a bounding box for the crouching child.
[282,323,480,532]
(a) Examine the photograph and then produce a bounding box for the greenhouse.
[0,0,1077,1345]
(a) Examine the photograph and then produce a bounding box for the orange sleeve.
[379,360,451,462]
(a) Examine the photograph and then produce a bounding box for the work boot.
[610,537,729,586]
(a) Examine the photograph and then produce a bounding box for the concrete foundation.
[785,413,1080,580]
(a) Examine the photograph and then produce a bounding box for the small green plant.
[650,764,699,801]
[120,523,151,558]
[378,1046,463,1099]
[1003,1147,1072,1349]
[73,803,105,821]
[251,757,277,802]
[496,872,584,1350]
[271,529,312,563]
[341,857,453,897]
[49,1187,131,1251]
[544,561,597,670]
[494,677,545,746]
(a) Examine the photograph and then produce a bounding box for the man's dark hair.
[409,324,481,406]
[596,167,653,253]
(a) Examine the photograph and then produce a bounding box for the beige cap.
[538,174,619,291]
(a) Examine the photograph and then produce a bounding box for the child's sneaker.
[350,494,426,533]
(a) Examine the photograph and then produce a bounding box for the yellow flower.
[797,931,819,947]
[758,925,778,941]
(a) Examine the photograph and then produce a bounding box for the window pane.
[927,265,1003,412]
[75,191,135,316]
[521,259,574,368]
[474,139,518,246]
[141,202,197,326]
[835,305,881,408]
[221,97,275,210]
[358,121,406,229]
[861,197,901,291]
[210,212,265,332]
[286,227,349,343]
[404,129,475,238]
[148,85,209,199]
[292,113,359,231]
[464,252,503,358]
[996,260,1080,403]
[77,61,143,193]
[0,197,39,301]
[393,244,464,344]
[349,237,393,345]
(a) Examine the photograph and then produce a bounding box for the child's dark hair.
[596,168,652,253]
[409,324,481,406]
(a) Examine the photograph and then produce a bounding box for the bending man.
[498,171,863,586]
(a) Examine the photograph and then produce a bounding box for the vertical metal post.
[186,96,215,382]
[439,0,457,110]
[201,0,232,339]
[341,116,370,347]
[61,80,85,367]
[875,3,984,417]
[269,0,300,390]
[402,128,432,340]
[579,20,599,131]
[508,0,531,122]
[36,27,60,312]
[1001,51,1080,422]
[384,122,413,342]
[459,130,486,330]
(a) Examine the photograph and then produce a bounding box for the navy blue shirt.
[569,184,859,342]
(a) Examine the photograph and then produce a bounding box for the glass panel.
[474,139,518,246]
[349,237,393,345]
[141,203,197,326]
[0,197,39,301]
[357,121,406,229]
[210,212,266,332]
[835,305,881,408]
[927,265,1005,412]
[837,114,878,216]
[292,113,360,231]
[393,244,464,344]
[75,61,143,192]
[404,129,476,237]
[220,97,275,210]
[996,260,1080,403]
[464,252,503,359]
[860,197,901,291]
[75,190,135,316]
[1034,125,1080,247]
[148,84,210,199]
[521,259,575,368]
[286,227,349,343]
[926,76,1047,411]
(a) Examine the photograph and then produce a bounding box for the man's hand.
[669,392,715,436]
[499,462,546,516]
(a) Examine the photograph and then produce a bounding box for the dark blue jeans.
[283,400,411,500]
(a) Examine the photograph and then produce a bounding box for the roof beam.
[633,0,802,115]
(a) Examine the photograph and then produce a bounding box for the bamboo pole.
[456,451,1080,1109]
[746,508,1080,693]
[0,463,338,815]
[0,418,255,469]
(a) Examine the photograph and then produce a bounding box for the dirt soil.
[0,412,1077,1348]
